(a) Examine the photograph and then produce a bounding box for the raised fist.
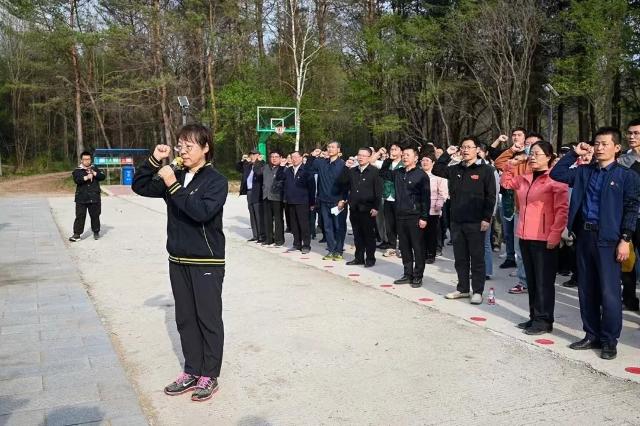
[153,144,171,160]
[447,145,458,155]
[574,142,592,156]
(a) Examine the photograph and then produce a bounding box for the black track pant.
[519,239,558,327]
[450,221,486,294]
[424,214,440,259]
[73,202,101,235]
[397,215,425,278]
[169,263,225,378]
[350,209,377,262]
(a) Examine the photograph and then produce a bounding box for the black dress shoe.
[364,260,376,268]
[425,257,435,264]
[346,259,364,266]
[523,324,552,335]
[319,238,327,243]
[562,278,577,288]
[247,238,257,242]
[410,277,423,288]
[499,259,517,269]
[517,320,532,329]
[376,242,390,249]
[394,276,412,285]
[569,337,602,350]
[601,343,617,360]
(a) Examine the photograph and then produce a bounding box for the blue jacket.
[549,151,640,246]
[283,165,316,205]
[306,156,348,203]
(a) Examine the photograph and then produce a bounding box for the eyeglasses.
[459,146,477,151]
[528,152,547,158]
[627,131,640,137]
[174,143,197,153]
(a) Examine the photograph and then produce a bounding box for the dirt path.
[0,172,74,196]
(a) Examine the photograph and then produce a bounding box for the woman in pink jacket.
[421,153,449,264]
[500,141,569,335]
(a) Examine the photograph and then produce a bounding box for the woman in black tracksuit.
[132,124,228,402]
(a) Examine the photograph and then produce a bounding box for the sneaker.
[93,232,100,240]
[470,293,483,305]
[68,235,81,242]
[301,247,310,254]
[191,376,218,402]
[499,259,517,269]
[383,249,396,257]
[508,283,527,294]
[435,248,442,257]
[445,291,470,300]
[164,372,199,396]
[332,254,344,261]
[322,253,335,260]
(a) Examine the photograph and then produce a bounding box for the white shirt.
[184,172,195,188]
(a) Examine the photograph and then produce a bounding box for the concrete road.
[45,192,640,425]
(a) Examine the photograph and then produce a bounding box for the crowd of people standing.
[238,119,640,360]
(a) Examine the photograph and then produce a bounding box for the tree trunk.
[70,0,84,159]
[207,1,219,137]
[152,0,173,146]
[556,103,564,152]
[82,78,111,148]
[577,97,589,142]
[256,0,265,59]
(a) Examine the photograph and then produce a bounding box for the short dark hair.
[290,150,301,156]
[176,124,213,160]
[402,144,420,155]
[269,150,283,157]
[388,142,404,151]
[459,136,478,147]
[421,152,436,163]
[358,147,372,155]
[627,119,640,128]
[512,127,527,135]
[477,143,488,152]
[80,151,92,159]
[526,132,544,141]
[593,127,622,145]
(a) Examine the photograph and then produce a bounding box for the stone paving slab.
[0,198,148,425]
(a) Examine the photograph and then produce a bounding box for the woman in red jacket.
[501,141,569,335]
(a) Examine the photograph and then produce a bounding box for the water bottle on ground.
[488,288,496,305]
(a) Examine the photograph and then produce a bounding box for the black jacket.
[380,165,430,219]
[339,165,383,212]
[283,165,316,205]
[72,166,105,204]
[237,160,264,204]
[132,156,228,266]
[432,153,497,224]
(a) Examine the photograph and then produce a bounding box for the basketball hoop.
[274,125,286,136]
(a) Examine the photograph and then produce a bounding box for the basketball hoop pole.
[257,132,269,157]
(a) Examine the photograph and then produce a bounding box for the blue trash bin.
[122,166,134,185]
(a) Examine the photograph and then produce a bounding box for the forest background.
[0,0,639,175]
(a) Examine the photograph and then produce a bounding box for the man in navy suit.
[237,150,265,242]
[283,151,316,254]
[550,127,640,360]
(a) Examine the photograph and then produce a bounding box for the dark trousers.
[288,203,311,249]
[501,204,516,261]
[576,228,622,345]
[383,200,398,249]
[441,200,450,244]
[424,214,440,259]
[263,199,284,245]
[519,239,558,327]
[350,209,377,262]
[397,215,425,278]
[319,201,347,254]
[169,263,224,378]
[247,191,264,240]
[73,202,101,235]
[450,221,486,294]
[309,208,318,238]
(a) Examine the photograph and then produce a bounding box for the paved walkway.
[42,192,640,425]
[0,198,147,426]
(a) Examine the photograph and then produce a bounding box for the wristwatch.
[621,233,632,243]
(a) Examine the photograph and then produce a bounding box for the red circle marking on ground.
[470,316,487,322]
[299,257,310,260]
[535,339,555,345]
[348,273,360,277]
[380,284,394,288]
[418,298,433,302]
[625,367,640,375]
